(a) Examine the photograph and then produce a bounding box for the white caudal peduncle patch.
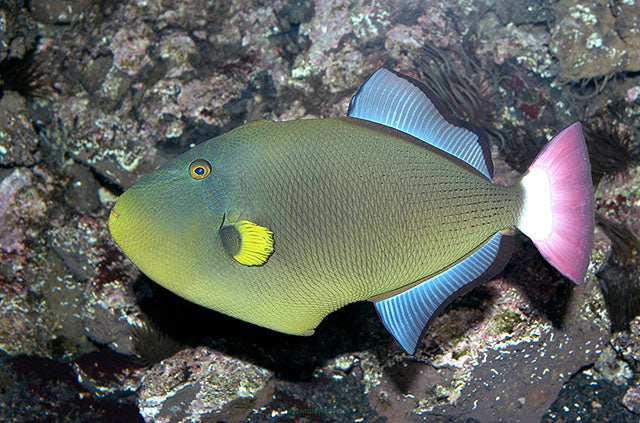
[518,168,553,241]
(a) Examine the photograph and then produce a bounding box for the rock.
[622,381,640,414]
[138,347,274,423]
[0,350,144,422]
[80,55,113,94]
[543,368,637,421]
[71,346,145,398]
[0,1,37,63]
[495,0,553,26]
[615,316,640,368]
[614,316,640,414]
[63,163,102,214]
[29,0,95,25]
[0,163,142,358]
[278,0,315,26]
[593,344,633,385]
[365,237,611,422]
[550,0,640,81]
[0,167,57,356]
[0,95,41,167]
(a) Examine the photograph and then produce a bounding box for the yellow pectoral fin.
[220,220,274,266]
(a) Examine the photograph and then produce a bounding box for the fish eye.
[189,159,211,179]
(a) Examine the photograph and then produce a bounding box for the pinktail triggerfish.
[109,68,594,354]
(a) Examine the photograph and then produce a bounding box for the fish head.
[108,138,233,302]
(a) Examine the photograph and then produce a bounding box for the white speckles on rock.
[289,0,391,96]
[366,268,610,422]
[318,351,382,394]
[593,344,634,385]
[551,0,640,81]
[138,347,274,423]
[586,33,602,49]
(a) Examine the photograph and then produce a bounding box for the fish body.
[110,69,594,353]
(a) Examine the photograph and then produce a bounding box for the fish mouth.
[108,198,128,247]
[108,195,148,270]
[108,202,122,234]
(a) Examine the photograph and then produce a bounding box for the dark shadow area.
[597,261,640,332]
[543,367,638,422]
[384,360,435,395]
[134,275,393,381]
[503,240,574,329]
[0,50,53,101]
[0,349,143,423]
[410,283,501,364]
[595,214,640,332]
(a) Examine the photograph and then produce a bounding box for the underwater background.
[1,0,639,422]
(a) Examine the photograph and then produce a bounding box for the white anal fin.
[374,232,514,354]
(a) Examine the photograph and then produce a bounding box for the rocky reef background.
[1,0,639,422]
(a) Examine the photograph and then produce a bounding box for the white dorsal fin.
[348,68,493,179]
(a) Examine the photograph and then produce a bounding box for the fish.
[109,68,594,354]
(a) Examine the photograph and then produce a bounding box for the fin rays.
[348,68,493,179]
[220,220,275,266]
[374,232,513,354]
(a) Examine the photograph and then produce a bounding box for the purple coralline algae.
[0,167,57,356]
[0,168,38,259]
[111,24,154,77]
[287,0,390,108]
[48,212,145,355]
[0,162,145,358]
[626,86,640,103]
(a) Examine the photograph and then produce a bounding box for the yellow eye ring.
[189,159,211,179]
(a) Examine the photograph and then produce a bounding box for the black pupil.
[194,166,205,175]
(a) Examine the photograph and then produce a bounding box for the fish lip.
[110,207,120,220]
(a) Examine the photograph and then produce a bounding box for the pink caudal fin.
[517,122,595,284]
